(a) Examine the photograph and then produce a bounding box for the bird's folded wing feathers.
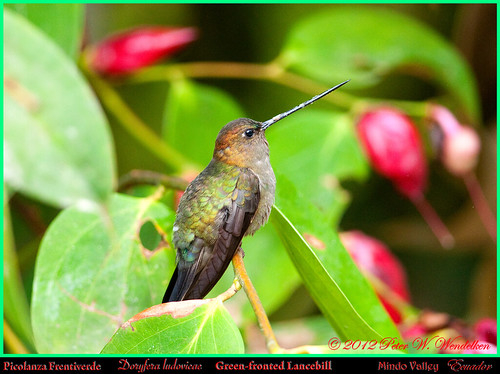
[165,168,260,301]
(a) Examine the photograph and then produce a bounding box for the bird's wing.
[163,168,260,302]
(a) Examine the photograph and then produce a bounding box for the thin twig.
[217,278,242,303]
[118,169,189,192]
[232,249,280,353]
[463,172,496,242]
[410,194,455,249]
[232,249,332,353]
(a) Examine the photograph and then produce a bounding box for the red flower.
[356,107,455,248]
[89,26,197,75]
[356,107,427,200]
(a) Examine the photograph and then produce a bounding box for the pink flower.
[429,105,481,176]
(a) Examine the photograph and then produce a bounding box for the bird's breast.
[246,159,276,235]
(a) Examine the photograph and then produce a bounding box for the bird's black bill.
[260,79,350,130]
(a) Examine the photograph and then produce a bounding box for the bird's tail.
[162,267,179,303]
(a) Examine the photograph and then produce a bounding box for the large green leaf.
[101,299,244,354]
[271,176,401,342]
[280,6,479,120]
[163,79,245,168]
[4,9,115,209]
[4,3,84,59]
[31,193,176,353]
[267,110,368,224]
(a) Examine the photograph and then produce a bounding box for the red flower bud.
[340,230,410,324]
[356,107,427,200]
[429,105,481,176]
[356,107,455,249]
[89,26,197,75]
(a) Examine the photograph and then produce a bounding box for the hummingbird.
[163,80,349,303]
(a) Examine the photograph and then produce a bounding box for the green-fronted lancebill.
[163,80,350,303]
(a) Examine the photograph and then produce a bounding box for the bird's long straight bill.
[260,79,350,130]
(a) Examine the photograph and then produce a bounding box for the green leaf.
[280,6,479,120]
[163,79,245,168]
[4,9,116,209]
[271,176,402,342]
[5,3,84,59]
[101,299,244,354]
[267,110,368,225]
[31,193,176,353]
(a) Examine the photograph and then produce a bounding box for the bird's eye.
[244,129,255,138]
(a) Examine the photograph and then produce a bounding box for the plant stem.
[231,249,280,353]
[118,169,189,192]
[4,320,29,354]
[232,249,334,354]
[128,61,428,117]
[130,61,355,108]
[217,278,242,302]
[410,194,455,249]
[463,172,497,241]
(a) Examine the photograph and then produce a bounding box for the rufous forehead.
[217,123,254,142]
